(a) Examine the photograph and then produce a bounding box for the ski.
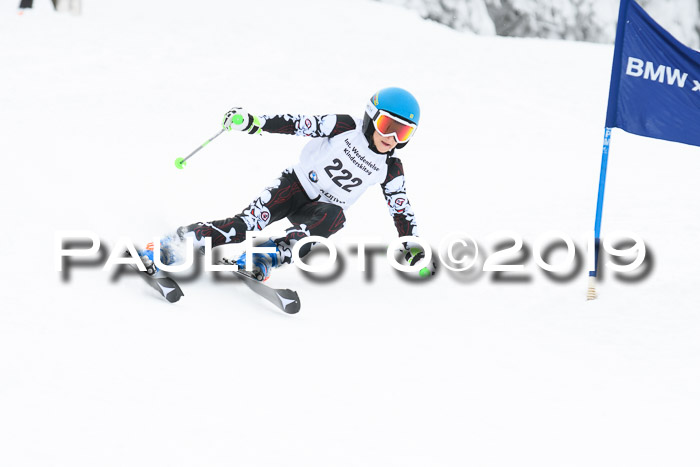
[228,269,301,314]
[128,263,184,303]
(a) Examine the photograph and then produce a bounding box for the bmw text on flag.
[625,58,699,92]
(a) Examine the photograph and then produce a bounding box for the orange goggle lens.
[374,112,416,143]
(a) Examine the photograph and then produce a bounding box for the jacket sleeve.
[381,157,419,237]
[260,114,356,137]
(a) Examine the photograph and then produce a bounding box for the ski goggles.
[371,109,417,143]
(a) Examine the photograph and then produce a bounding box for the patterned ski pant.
[178,169,346,264]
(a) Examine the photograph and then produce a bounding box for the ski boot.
[229,239,281,281]
[137,235,182,276]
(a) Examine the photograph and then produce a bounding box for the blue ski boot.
[233,239,281,281]
[137,236,181,276]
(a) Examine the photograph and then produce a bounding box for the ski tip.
[154,277,184,303]
[276,290,300,314]
[165,289,184,303]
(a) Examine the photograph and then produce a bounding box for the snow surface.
[1,1,699,466]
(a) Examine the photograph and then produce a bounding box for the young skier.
[140,87,429,281]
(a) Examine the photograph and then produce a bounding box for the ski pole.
[174,128,225,169]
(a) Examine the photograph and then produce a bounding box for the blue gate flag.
[605,0,700,147]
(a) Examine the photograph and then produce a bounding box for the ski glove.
[223,107,262,134]
[404,245,437,278]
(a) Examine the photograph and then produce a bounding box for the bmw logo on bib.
[308,171,318,183]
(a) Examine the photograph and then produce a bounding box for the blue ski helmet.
[362,87,420,149]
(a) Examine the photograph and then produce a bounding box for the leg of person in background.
[55,0,81,15]
[70,0,81,15]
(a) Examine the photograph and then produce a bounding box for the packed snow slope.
[1,1,699,466]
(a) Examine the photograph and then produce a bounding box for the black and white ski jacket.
[260,114,419,237]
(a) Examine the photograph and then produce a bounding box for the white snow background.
[1,0,699,466]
